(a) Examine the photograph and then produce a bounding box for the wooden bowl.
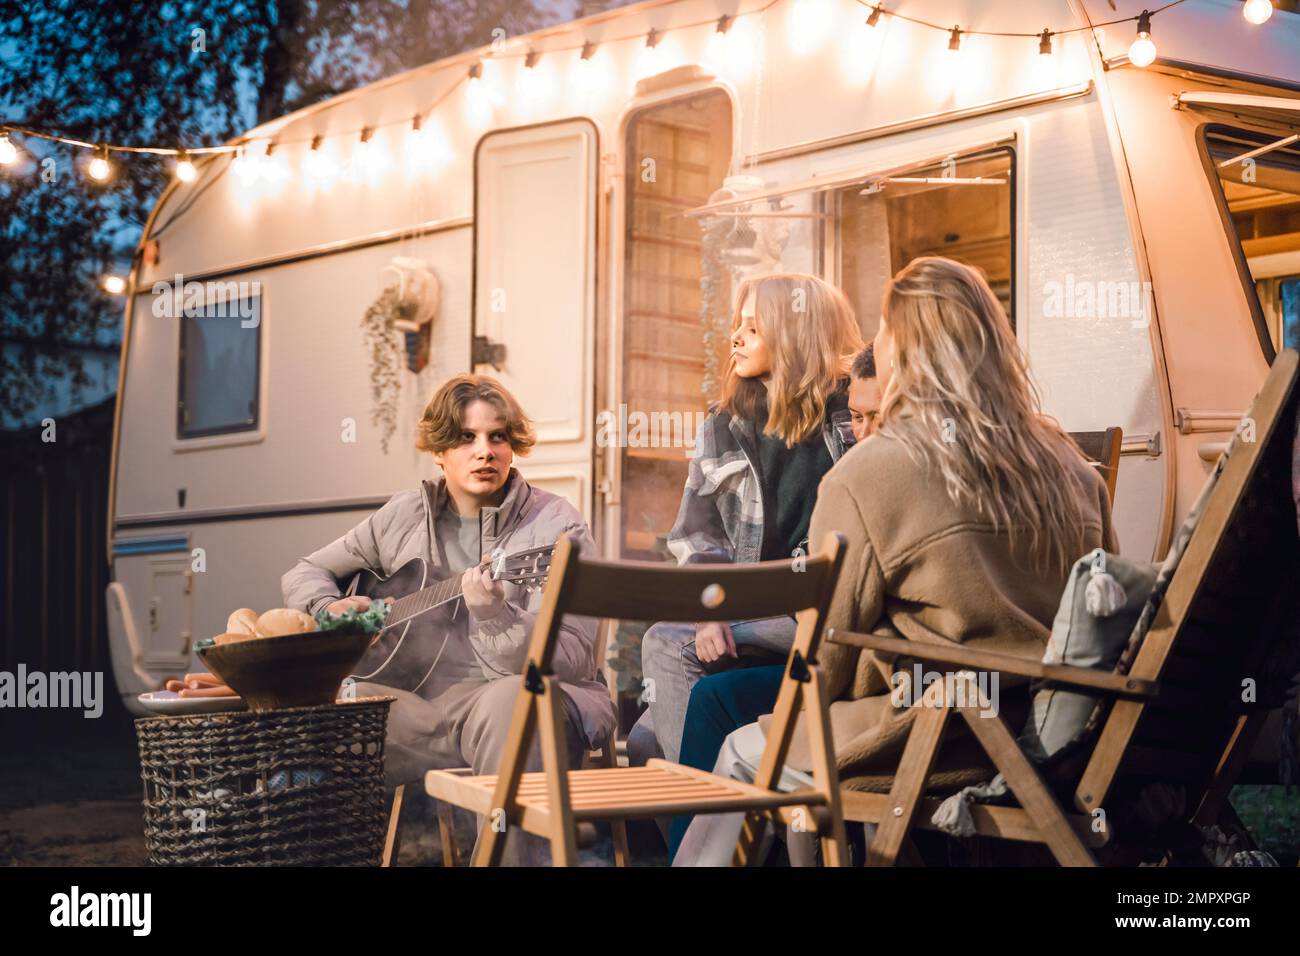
[198,628,373,713]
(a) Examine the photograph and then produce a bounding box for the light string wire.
[0,0,1198,163]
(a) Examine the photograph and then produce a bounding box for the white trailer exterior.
[106,0,1300,713]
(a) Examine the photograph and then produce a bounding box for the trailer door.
[473,120,598,519]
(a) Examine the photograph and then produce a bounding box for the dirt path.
[0,799,149,866]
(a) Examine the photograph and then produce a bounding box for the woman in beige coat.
[674,256,1117,865]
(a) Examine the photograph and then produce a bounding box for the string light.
[0,0,1272,194]
[101,274,126,294]
[87,144,112,181]
[573,40,600,91]
[706,14,734,70]
[174,149,197,182]
[1242,0,1273,24]
[1129,10,1156,68]
[464,60,494,126]
[354,127,388,178]
[302,134,337,186]
[517,47,554,106]
[231,142,257,185]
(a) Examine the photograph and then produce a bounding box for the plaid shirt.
[666,404,856,566]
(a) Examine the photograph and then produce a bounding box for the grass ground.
[2,711,1295,867]
[1231,785,1300,866]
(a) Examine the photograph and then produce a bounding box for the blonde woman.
[629,273,864,773]
[674,256,1117,865]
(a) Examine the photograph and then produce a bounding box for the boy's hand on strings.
[462,560,506,620]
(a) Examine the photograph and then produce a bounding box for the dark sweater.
[748,383,849,562]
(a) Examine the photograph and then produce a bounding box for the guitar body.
[336,545,554,694]
[346,557,451,692]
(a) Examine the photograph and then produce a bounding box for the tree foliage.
[0,0,571,424]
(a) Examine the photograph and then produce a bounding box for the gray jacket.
[280,469,616,748]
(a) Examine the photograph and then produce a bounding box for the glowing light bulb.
[0,134,17,165]
[101,274,126,295]
[405,117,450,175]
[572,41,609,100]
[175,151,197,182]
[1243,0,1273,24]
[88,145,112,182]
[787,0,835,55]
[231,143,259,185]
[464,61,495,127]
[259,141,289,185]
[1129,11,1156,68]
[515,49,555,108]
[353,129,388,180]
[303,136,337,187]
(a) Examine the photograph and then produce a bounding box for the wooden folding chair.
[383,620,629,868]
[832,351,1298,866]
[424,532,850,866]
[1069,427,1124,503]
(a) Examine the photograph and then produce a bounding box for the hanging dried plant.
[361,284,404,453]
[699,214,735,399]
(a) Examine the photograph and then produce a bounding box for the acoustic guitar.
[341,544,554,692]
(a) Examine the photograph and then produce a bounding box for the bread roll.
[226,608,258,635]
[254,608,317,637]
[213,631,262,646]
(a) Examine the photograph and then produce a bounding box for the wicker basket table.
[136,696,394,866]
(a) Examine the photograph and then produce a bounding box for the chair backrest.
[1069,427,1123,503]
[1075,350,1300,814]
[525,533,848,677]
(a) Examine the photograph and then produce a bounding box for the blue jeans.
[630,616,797,766]
[667,664,785,861]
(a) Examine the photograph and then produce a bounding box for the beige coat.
[774,431,1118,792]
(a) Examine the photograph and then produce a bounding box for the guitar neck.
[388,575,464,623]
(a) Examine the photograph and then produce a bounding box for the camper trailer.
[106,0,1300,714]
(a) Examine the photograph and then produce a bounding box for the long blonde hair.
[719,273,864,446]
[877,256,1088,570]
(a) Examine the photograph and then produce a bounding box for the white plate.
[137,690,247,716]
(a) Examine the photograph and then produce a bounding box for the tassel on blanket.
[1084,549,1127,617]
[930,775,1009,838]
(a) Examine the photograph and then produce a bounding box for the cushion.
[1021,437,1234,763]
[1019,548,1157,762]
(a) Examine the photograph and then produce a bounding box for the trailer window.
[177,293,261,439]
[832,147,1014,340]
[1204,126,1300,358]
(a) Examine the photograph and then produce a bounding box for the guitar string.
[356,548,551,679]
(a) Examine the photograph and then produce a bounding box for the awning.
[683,136,1015,218]
[1173,91,1300,131]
